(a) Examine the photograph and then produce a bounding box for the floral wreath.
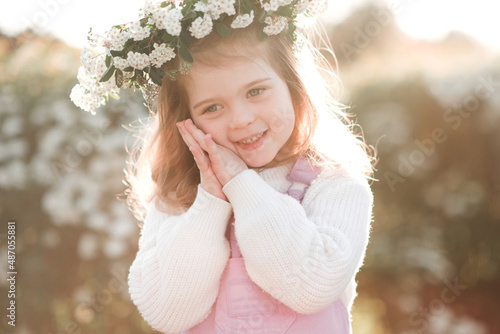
[70,0,328,114]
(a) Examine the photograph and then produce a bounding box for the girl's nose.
[228,105,256,129]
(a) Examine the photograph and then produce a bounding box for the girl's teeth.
[239,132,264,144]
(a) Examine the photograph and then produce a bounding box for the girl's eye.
[205,104,222,113]
[248,88,264,97]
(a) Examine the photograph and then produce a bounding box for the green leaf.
[137,39,149,48]
[180,30,193,47]
[258,10,267,23]
[162,32,175,43]
[258,28,269,41]
[110,50,123,57]
[99,65,116,83]
[276,5,294,17]
[123,42,136,54]
[149,66,165,86]
[115,69,124,88]
[284,23,297,43]
[182,1,193,14]
[123,66,134,72]
[239,0,256,14]
[215,22,231,37]
[179,42,194,63]
[105,55,111,67]
[184,11,197,20]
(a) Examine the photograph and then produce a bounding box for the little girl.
[71,1,374,333]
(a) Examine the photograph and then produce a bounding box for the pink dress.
[183,158,351,334]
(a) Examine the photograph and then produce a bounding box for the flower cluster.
[150,43,176,67]
[263,16,288,35]
[71,0,328,114]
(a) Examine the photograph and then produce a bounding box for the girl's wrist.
[201,182,228,202]
[219,165,248,187]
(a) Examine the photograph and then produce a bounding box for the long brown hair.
[125,22,374,220]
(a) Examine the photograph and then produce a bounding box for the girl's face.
[184,55,295,168]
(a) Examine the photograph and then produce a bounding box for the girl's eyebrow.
[192,77,272,110]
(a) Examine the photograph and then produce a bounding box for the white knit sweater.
[128,163,373,333]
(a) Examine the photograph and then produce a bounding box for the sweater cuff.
[183,184,233,237]
[223,169,279,216]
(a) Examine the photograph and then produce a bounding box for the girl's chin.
[240,151,275,168]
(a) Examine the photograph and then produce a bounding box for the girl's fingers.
[190,144,227,201]
[205,134,232,185]
[205,134,223,167]
[189,146,209,173]
[204,134,248,186]
[177,120,208,152]
[176,122,197,148]
[185,119,209,151]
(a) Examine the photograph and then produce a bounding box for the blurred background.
[0,0,499,333]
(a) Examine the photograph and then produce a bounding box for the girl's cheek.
[193,119,211,135]
[204,124,228,146]
[269,105,294,133]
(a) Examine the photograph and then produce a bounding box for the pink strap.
[286,157,321,201]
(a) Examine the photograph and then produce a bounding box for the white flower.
[151,7,169,29]
[71,62,120,112]
[194,2,209,13]
[231,10,254,29]
[70,84,103,114]
[165,21,182,36]
[294,0,309,14]
[164,8,182,36]
[76,66,96,91]
[129,21,151,41]
[307,0,327,15]
[263,16,288,35]
[127,51,150,70]
[207,0,236,20]
[99,79,119,95]
[153,7,182,36]
[220,0,236,15]
[169,7,184,20]
[87,29,99,47]
[113,57,130,70]
[149,43,176,67]
[143,0,158,15]
[260,0,279,12]
[189,14,213,39]
[80,47,95,73]
[105,28,130,51]
[94,56,108,79]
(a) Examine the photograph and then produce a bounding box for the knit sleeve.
[128,184,233,333]
[222,169,373,314]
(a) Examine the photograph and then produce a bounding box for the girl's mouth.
[236,130,267,151]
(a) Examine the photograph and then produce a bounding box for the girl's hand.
[183,119,248,187]
[177,121,227,202]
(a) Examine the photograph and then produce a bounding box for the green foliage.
[99,65,115,83]
[215,22,232,37]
